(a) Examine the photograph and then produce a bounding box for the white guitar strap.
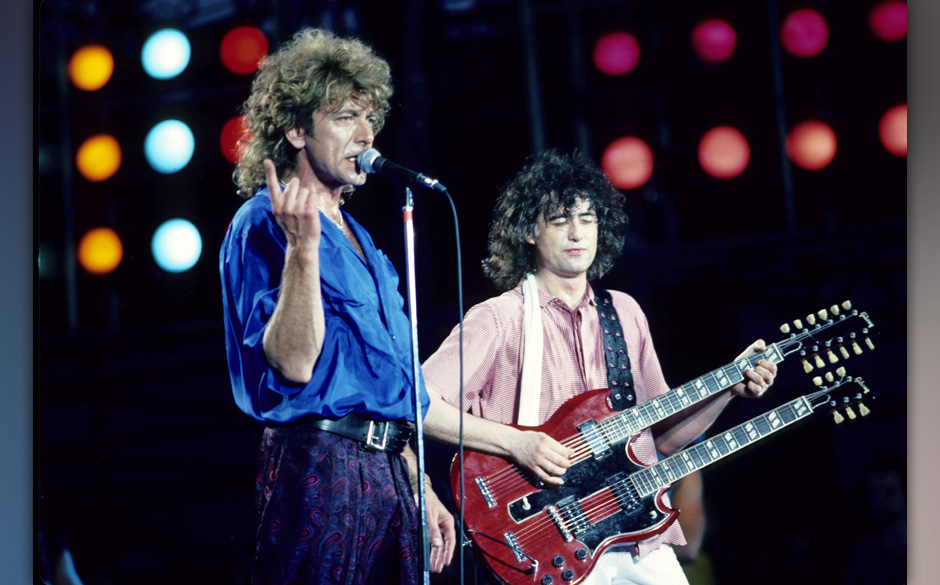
[518,273,542,427]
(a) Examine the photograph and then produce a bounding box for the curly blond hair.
[233,28,393,198]
[482,150,627,292]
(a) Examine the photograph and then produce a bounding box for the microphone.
[356,148,447,193]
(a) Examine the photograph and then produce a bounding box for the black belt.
[293,412,413,455]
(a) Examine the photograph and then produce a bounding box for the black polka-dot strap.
[594,288,635,411]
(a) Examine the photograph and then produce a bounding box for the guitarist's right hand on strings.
[510,430,574,486]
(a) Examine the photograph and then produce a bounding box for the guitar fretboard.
[629,395,813,497]
[600,345,783,443]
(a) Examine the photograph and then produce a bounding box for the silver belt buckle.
[366,420,389,451]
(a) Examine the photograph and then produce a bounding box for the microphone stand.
[402,186,431,585]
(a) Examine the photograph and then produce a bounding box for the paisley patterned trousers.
[251,425,419,585]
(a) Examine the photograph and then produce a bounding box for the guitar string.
[515,406,800,550]
[478,363,755,494]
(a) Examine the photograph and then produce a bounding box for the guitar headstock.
[805,370,874,425]
[774,300,876,374]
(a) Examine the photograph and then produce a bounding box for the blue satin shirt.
[219,187,429,424]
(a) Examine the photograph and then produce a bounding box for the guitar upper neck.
[602,344,784,443]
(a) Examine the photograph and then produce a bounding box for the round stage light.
[691,19,737,64]
[698,126,750,179]
[152,218,202,273]
[141,28,191,80]
[786,120,838,171]
[220,26,269,75]
[220,115,250,164]
[879,104,907,157]
[593,32,641,76]
[870,1,907,41]
[68,44,114,91]
[77,227,123,275]
[145,120,195,174]
[781,8,829,58]
[76,134,122,182]
[601,136,654,190]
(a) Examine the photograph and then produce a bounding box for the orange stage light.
[601,137,654,190]
[879,104,907,157]
[698,126,750,179]
[76,134,122,182]
[786,120,837,171]
[68,44,114,91]
[77,227,123,275]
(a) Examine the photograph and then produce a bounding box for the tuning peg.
[812,376,823,386]
[818,309,829,321]
[780,323,791,334]
[836,366,847,377]
[839,345,850,359]
[859,403,871,417]
[794,319,803,330]
[814,354,825,368]
[830,304,841,316]
[827,350,839,363]
[845,406,857,420]
[824,371,835,383]
[852,341,863,355]
[806,313,817,326]
[802,359,814,373]
[842,300,853,311]
[865,337,875,350]
[833,411,845,424]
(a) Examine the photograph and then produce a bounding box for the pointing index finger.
[263,159,281,195]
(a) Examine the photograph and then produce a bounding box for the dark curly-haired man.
[421,149,777,585]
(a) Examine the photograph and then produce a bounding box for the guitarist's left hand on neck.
[730,339,778,398]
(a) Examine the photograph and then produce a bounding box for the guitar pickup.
[557,495,591,536]
[475,476,497,508]
[577,419,611,459]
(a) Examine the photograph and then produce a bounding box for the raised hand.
[264,158,321,250]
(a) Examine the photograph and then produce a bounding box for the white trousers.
[577,545,690,585]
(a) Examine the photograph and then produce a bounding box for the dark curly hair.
[482,150,627,292]
[233,28,393,199]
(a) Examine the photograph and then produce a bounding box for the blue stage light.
[151,218,202,273]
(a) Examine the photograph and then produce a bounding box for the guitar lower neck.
[631,394,813,496]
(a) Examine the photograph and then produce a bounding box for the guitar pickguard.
[505,434,673,556]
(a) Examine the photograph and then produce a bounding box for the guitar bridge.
[475,476,496,507]
[547,505,574,542]
[504,531,536,570]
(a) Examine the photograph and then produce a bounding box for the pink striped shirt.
[422,282,686,555]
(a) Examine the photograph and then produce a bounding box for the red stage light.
[220,115,250,164]
[878,104,907,157]
[220,26,269,75]
[786,120,837,171]
[691,19,737,64]
[869,1,907,41]
[593,32,641,76]
[698,126,750,179]
[601,137,654,190]
[781,8,829,58]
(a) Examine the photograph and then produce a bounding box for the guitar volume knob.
[575,547,588,561]
[552,555,565,568]
[561,569,575,581]
[540,576,554,585]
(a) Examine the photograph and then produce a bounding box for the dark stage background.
[37,1,906,584]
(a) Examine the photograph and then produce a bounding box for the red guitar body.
[449,389,678,585]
